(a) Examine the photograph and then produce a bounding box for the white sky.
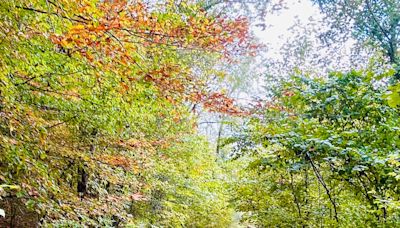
[254,0,321,45]
[254,0,321,52]
[251,0,362,75]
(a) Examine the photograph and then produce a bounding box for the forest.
[0,0,400,227]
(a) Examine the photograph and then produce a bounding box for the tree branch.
[305,152,339,223]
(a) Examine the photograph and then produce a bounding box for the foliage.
[128,136,234,227]
[0,0,253,226]
[2,0,400,227]
[313,0,400,76]
[229,71,400,227]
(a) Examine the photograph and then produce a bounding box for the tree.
[313,0,400,80]
[0,0,254,225]
[228,71,400,226]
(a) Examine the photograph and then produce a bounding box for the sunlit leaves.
[0,0,256,226]
[387,83,400,107]
[232,71,400,226]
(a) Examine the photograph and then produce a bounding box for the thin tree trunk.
[305,152,339,223]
